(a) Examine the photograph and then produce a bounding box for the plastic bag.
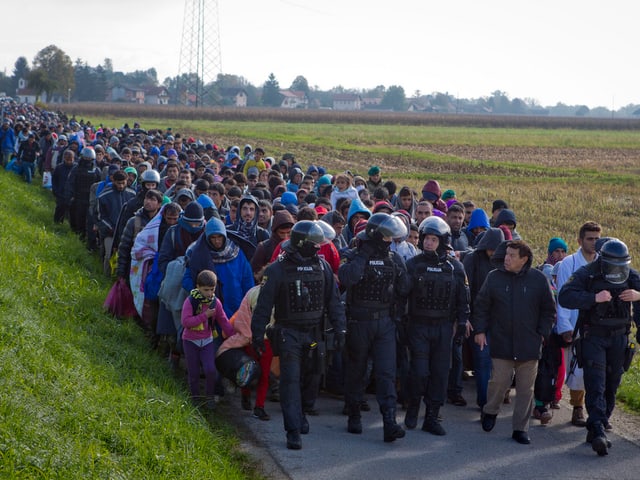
[103,277,138,319]
[144,253,163,301]
[42,171,52,189]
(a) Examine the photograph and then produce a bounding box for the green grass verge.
[0,170,260,479]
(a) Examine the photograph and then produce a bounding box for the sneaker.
[550,401,561,410]
[571,407,587,427]
[447,394,468,407]
[241,395,252,411]
[252,407,270,421]
[359,400,371,412]
[604,420,613,431]
[304,407,319,416]
[533,408,552,425]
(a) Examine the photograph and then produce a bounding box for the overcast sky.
[1,0,637,109]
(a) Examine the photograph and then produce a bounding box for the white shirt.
[555,248,597,334]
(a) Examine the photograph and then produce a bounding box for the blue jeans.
[1,150,12,167]
[471,336,492,407]
[447,341,463,397]
[22,160,35,183]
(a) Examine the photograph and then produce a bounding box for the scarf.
[188,288,217,336]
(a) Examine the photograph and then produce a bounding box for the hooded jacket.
[344,198,371,245]
[250,210,295,277]
[493,208,521,240]
[463,228,505,311]
[183,226,255,318]
[472,251,555,361]
[227,194,269,256]
[465,208,491,245]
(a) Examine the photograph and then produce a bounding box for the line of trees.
[2,44,639,118]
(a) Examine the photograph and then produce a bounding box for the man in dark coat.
[473,240,555,445]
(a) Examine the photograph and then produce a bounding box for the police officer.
[400,216,470,435]
[339,212,408,443]
[251,220,346,450]
[558,239,640,456]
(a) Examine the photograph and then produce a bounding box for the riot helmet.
[358,212,407,243]
[418,216,452,253]
[80,147,96,160]
[595,236,617,254]
[140,169,161,185]
[600,239,631,284]
[289,220,325,258]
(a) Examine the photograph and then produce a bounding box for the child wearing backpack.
[181,270,235,409]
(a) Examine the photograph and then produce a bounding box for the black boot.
[347,403,362,434]
[404,397,420,430]
[286,430,302,450]
[422,404,446,436]
[588,423,610,456]
[383,408,405,443]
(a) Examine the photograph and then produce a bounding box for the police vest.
[348,253,396,310]
[409,257,455,321]
[275,259,326,328]
[584,274,631,330]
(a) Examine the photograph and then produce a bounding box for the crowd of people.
[2,98,639,455]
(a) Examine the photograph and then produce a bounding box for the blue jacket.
[183,234,254,318]
[0,126,16,152]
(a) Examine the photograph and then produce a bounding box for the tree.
[381,85,406,111]
[575,105,590,117]
[30,45,74,101]
[290,75,310,98]
[12,56,30,91]
[261,73,282,107]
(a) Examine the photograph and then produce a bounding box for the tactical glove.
[454,323,467,345]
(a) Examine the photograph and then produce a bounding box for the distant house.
[219,88,248,107]
[332,93,362,111]
[109,85,145,103]
[144,86,170,105]
[362,97,382,108]
[279,90,308,109]
[15,78,39,104]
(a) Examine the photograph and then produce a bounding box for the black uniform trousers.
[582,331,627,431]
[277,326,321,433]
[345,315,397,412]
[407,321,452,407]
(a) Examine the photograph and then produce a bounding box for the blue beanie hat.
[317,174,332,186]
[548,237,568,254]
[205,217,226,238]
[281,191,298,206]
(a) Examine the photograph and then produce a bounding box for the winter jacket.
[116,208,154,278]
[183,234,255,318]
[51,162,74,200]
[97,185,136,237]
[472,256,555,361]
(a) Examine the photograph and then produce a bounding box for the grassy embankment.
[0,170,261,478]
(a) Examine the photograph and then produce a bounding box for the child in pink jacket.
[181,270,234,409]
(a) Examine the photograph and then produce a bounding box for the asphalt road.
[230,379,640,480]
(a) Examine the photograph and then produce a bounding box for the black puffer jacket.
[472,255,555,361]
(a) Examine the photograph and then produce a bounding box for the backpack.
[157,227,187,311]
[158,256,187,311]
